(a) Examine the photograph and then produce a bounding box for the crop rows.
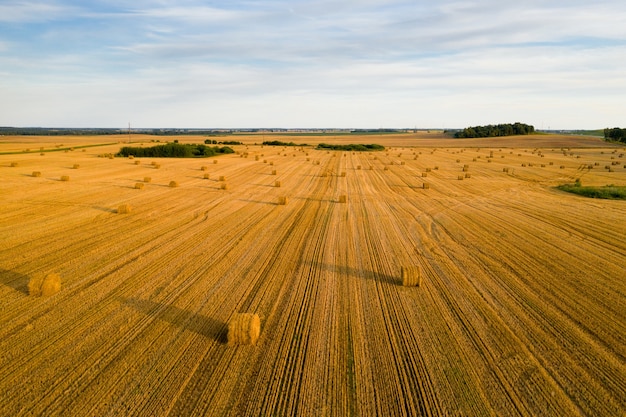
[1,137,625,416]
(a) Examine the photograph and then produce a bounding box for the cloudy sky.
[1,0,625,129]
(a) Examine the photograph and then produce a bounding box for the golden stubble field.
[1,133,625,416]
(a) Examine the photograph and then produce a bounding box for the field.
[1,132,625,416]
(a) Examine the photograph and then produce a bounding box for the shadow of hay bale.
[122,298,227,343]
[0,269,31,295]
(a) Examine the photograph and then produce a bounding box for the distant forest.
[454,123,535,138]
[604,128,626,143]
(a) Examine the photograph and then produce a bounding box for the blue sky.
[1,0,625,129]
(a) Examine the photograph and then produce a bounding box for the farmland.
[1,133,625,416]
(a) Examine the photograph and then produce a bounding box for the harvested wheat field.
[1,133,625,416]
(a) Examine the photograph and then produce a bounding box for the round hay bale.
[29,273,62,297]
[227,313,261,345]
[401,266,421,287]
[60,175,70,182]
[117,204,132,213]
[423,183,430,189]
[134,182,144,190]
[154,163,161,169]
[422,172,428,177]
[134,160,141,165]
[340,171,346,177]
[458,175,464,180]
[169,181,179,187]
[144,176,152,183]
[72,164,80,169]
[201,166,208,171]
[220,183,229,190]
[338,195,347,203]
[32,171,42,177]
[151,161,157,166]
[384,166,389,171]
[203,173,210,179]
[277,196,288,205]
[213,160,218,164]
[275,180,281,187]
[425,168,431,172]
[10,162,18,167]
[219,175,226,181]
[465,173,471,178]
[271,170,277,175]
[357,165,362,170]
[270,161,274,166]
[128,155,134,159]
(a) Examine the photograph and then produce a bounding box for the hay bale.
[154,163,161,169]
[10,162,18,167]
[458,175,464,180]
[423,183,430,189]
[134,182,144,189]
[32,171,42,177]
[422,172,428,177]
[275,180,281,187]
[220,183,229,190]
[60,175,70,182]
[203,173,210,179]
[401,266,421,287]
[72,164,80,169]
[201,166,208,171]
[29,273,62,297]
[465,173,471,178]
[338,195,347,203]
[357,165,361,170]
[213,160,218,164]
[117,204,132,213]
[144,176,152,183]
[384,166,389,171]
[219,175,226,181]
[277,196,288,205]
[169,181,179,187]
[340,171,346,177]
[134,160,141,165]
[272,170,277,175]
[227,313,261,345]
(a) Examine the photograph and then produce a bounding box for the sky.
[1,0,625,129]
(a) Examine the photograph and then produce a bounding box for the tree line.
[316,143,385,151]
[454,123,535,138]
[604,128,626,143]
[117,143,234,158]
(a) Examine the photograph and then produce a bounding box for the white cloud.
[0,1,76,23]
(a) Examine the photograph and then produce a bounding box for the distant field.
[1,134,625,416]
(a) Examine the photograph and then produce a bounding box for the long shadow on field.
[0,268,31,295]
[122,297,227,343]
[308,262,399,285]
